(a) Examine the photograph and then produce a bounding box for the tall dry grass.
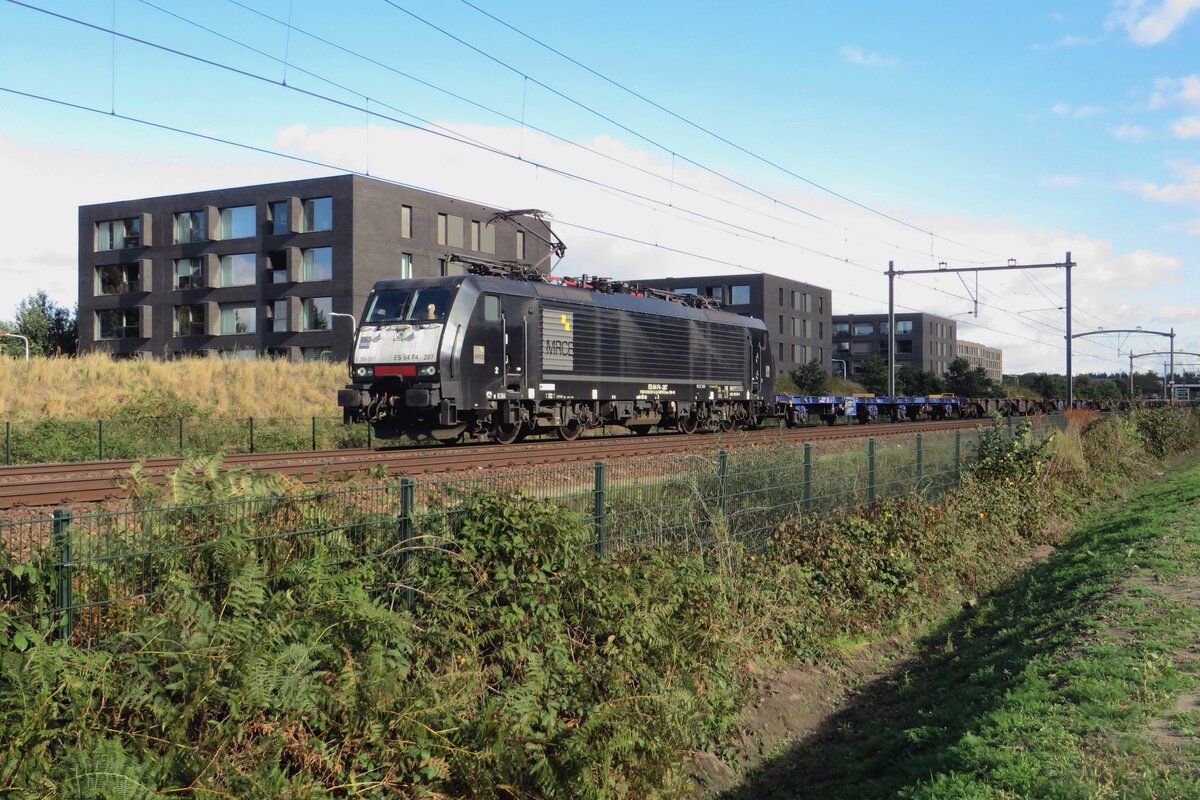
[0,353,346,420]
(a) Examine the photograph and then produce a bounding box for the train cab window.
[483,295,500,321]
[364,286,456,324]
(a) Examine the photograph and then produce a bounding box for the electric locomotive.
[337,263,775,443]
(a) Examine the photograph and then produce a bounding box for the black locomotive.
[337,264,775,442]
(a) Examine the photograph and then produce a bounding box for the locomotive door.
[500,296,527,392]
[461,294,505,401]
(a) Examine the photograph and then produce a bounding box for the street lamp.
[328,312,357,329]
[0,330,29,362]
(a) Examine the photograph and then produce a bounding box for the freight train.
[336,262,1110,443]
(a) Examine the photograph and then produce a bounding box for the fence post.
[248,417,255,454]
[803,443,813,512]
[717,449,729,527]
[593,461,607,556]
[366,421,372,450]
[4,420,10,466]
[915,433,924,490]
[955,430,963,486]
[311,417,317,451]
[53,508,73,642]
[178,417,185,454]
[398,477,415,610]
[97,420,104,461]
[867,437,877,503]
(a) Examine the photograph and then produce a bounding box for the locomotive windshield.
[364,287,455,324]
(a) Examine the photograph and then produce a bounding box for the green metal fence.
[1,418,1062,645]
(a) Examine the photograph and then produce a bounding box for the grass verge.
[723,454,1200,799]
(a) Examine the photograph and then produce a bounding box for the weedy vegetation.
[0,408,1197,797]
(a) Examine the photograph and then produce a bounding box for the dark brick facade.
[79,174,551,362]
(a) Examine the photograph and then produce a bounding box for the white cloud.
[1033,33,1102,50]
[0,120,1191,374]
[1120,159,1200,203]
[1109,0,1200,44]
[1110,123,1153,141]
[1171,116,1200,137]
[1051,103,1108,117]
[1164,218,1200,234]
[1148,74,1200,108]
[840,45,898,68]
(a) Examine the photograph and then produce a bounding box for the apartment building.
[79,174,552,362]
[831,312,957,378]
[956,339,1003,382]
[632,273,833,376]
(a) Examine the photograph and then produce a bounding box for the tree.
[895,365,946,396]
[1,291,77,357]
[860,357,888,395]
[788,360,829,395]
[945,357,998,397]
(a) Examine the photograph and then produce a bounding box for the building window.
[400,253,412,279]
[302,197,332,232]
[803,293,811,313]
[778,287,785,306]
[896,320,913,334]
[833,322,849,335]
[896,340,912,354]
[710,286,725,303]
[791,291,800,311]
[675,287,698,295]
[437,258,447,276]
[269,201,289,235]
[219,304,256,335]
[266,300,288,332]
[174,305,205,336]
[96,309,140,339]
[302,297,332,331]
[803,319,812,338]
[444,258,465,276]
[481,222,496,254]
[731,285,750,305]
[220,348,258,361]
[174,258,204,289]
[818,296,824,314]
[792,318,802,337]
[268,250,289,283]
[470,220,480,251]
[818,346,824,362]
[852,322,874,336]
[302,247,333,281]
[791,344,802,363]
[778,316,784,334]
[437,213,447,245]
[174,210,206,244]
[95,263,140,295]
[778,342,784,361]
[446,214,464,247]
[218,254,257,288]
[836,341,850,352]
[94,217,141,251]
[400,205,412,238]
[516,230,525,260]
[218,205,256,239]
[819,321,824,339]
[302,347,333,362]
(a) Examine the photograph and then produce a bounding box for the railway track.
[0,418,997,510]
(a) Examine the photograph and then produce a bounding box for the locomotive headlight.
[417,365,436,377]
[354,365,374,378]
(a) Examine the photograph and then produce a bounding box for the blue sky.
[1,0,1198,373]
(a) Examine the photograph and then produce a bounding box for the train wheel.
[677,415,698,434]
[492,422,522,445]
[557,419,583,441]
[718,418,735,433]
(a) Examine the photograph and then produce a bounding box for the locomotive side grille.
[549,303,746,384]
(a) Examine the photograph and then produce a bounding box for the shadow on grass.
[719,507,1157,800]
